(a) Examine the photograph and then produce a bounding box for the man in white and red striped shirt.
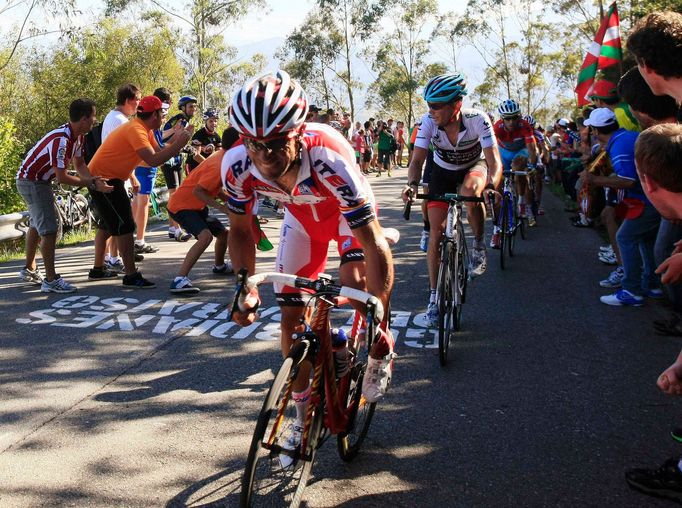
[16,98,112,293]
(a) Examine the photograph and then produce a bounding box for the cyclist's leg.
[460,160,488,245]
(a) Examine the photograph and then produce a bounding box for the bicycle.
[232,270,388,507]
[52,182,93,242]
[495,170,528,270]
[404,192,484,366]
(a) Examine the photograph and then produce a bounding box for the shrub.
[0,117,25,214]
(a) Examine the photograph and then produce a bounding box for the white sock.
[429,289,436,304]
[134,239,144,246]
[518,196,526,205]
[292,387,311,424]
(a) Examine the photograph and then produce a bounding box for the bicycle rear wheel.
[337,358,377,462]
[508,198,517,257]
[437,241,455,366]
[499,196,509,270]
[241,351,322,508]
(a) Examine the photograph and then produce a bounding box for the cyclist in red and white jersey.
[493,100,539,234]
[223,72,395,438]
[401,73,502,327]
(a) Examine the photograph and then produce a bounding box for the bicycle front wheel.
[499,196,509,270]
[454,222,468,330]
[337,358,377,462]
[241,352,322,508]
[437,241,455,366]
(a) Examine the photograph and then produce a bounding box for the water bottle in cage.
[331,328,350,378]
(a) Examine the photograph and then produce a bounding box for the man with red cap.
[589,79,640,132]
[88,96,194,288]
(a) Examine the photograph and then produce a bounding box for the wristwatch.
[88,180,97,191]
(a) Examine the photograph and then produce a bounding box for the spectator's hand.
[673,239,682,255]
[130,176,141,194]
[580,154,591,164]
[93,177,113,193]
[656,253,682,285]
[232,287,260,326]
[203,143,215,154]
[173,121,184,132]
[658,359,682,395]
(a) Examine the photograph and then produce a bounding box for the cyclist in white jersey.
[402,73,502,327]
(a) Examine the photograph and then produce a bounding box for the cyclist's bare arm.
[483,145,503,188]
[348,218,394,322]
[526,139,539,166]
[404,146,428,201]
[228,210,258,325]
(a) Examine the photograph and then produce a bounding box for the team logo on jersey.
[465,112,479,119]
[57,146,67,159]
[297,184,311,194]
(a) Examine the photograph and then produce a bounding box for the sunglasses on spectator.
[427,102,451,111]
[243,135,293,153]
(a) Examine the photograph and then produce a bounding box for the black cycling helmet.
[178,95,198,108]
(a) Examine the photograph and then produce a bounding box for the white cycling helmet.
[498,99,521,118]
[230,70,308,139]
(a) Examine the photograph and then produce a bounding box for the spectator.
[376,121,395,177]
[341,112,351,138]
[588,79,640,131]
[16,99,112,292]
[627,11,682,103]
[131,87,173,256]
[100,83,142,272]
[163,95,198,242]
[580,108,661,306]
[362,121,373,173]
[166,127,239,293]
[407,120,420,165]
[88,96,194,288]
[187,108,222,173]
[354,128,367,173]
[625,123,682,502]
[307,105,321,122]
[395,120,406,167]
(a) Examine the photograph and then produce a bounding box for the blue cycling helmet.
[498,99,521,118]
[202,108,219,120]
[423,73,467,103]
[523,114,536,127]
[178,95,198,108]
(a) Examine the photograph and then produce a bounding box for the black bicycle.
[52,182,94,242]
[404,192,484,366]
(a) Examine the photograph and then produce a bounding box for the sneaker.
[426,302,438,328]
[170,276,200,294]
[41,276,76,294]
[88,267,118,280]
[470,247,487,277]
[362,332,395,403]
[212,261,234,275]
[598,251,617,265]
[645,288,665,299]
[19,267,44,285]
[599,267,624,288]
[279,421,303,469]
[105,258,125,273]
[419,230,429,252]
[490,232,501,249]
[625,457,682,503]
[122,271,156,289]
[599,244,613,253]
[134,242,159,254]
[174,229,192,242]
[168,227,177,239]
[527,214,537,227]
[387,170,392,177]
[600,289,644,306]
[543,175,551,184]
[135,253,144,262]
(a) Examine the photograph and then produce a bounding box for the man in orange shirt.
[166,128,240,294]
[88,95,193,288]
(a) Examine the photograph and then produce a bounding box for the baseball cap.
[137,96,164,113]
[309,105,321,112]
[589,80,618,100]
[556,118,570,127]
[583,108,616,128]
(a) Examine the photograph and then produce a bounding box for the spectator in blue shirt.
[580,108,661,306]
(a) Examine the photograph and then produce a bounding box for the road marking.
[16,295,441,348]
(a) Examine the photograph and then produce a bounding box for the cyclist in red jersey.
[492,99,539,240]
[224,72,395,453]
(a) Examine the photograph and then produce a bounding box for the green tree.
[368,0,442,126]
[0,116,26,214]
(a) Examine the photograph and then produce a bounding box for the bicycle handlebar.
[416,193,485,203]
[230,269,384,322]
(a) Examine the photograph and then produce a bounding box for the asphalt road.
[1,171,680,507]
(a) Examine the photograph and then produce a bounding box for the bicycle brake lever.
[228,268,249,321]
